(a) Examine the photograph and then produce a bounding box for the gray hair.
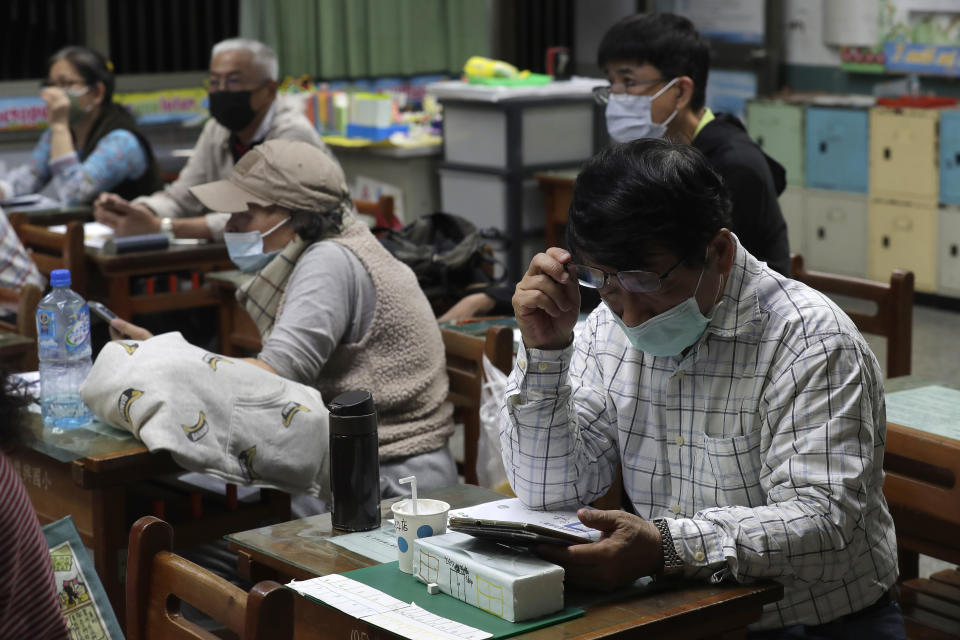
[210,38,278,81]
[289,202,350,243]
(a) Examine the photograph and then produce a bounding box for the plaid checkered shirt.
[500,240,898,630]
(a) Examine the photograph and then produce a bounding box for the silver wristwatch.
[653,518,685,577]
[159,217,174,238]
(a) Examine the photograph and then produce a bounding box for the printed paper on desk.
[287,574,491,640]
[48,221,114,249]
[449,498,601,542]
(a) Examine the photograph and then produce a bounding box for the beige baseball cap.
[190,139,349,213]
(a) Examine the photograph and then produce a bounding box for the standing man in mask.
[502,139,903,636]
[597,13,790,276]
[94,38,336,241]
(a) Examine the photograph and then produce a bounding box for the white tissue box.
[412,531,564,622]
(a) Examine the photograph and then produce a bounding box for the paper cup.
[391,498,450,573]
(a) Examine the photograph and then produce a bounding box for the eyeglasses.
[573,255,687,293]
[204,74,255,92]
[41,78,88,91]
[591,77,667,105]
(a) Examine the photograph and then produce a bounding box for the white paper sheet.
[327,523,401,563]
[48,221,114,249]
[287,574,491,640]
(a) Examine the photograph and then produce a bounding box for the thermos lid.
[329,390,378,436]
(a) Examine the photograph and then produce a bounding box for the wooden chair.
[441,325,513,485]
[354,195,400,230]
[10,215,87,296]
[126,516,293,640]
[883,422,960,637]
[790,254,914,378]
[0,283,42,370]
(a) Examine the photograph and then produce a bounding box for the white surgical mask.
[607,257,724,357]
[604,77,679,143]
[224,217,288,273]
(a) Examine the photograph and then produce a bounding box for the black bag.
[375,213,505,311]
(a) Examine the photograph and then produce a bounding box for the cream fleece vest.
[319,219,454,460]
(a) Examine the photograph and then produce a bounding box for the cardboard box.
[412,531,564,622]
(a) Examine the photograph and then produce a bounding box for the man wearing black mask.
[94,38,336,240]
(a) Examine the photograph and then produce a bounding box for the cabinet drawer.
[747,101,805,186]
[940,111,960,206]
[938,206,960,294]
[868,199,938,292]
[869,107,938,205]
[803,189,868,277]
[805,107,869,193]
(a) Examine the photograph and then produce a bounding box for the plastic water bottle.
[35,269,94,429]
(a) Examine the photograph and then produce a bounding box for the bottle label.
[36,308,57,353]
[64,305,90,352]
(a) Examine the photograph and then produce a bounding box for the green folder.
[343,561,583,639]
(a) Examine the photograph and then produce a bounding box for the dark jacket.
[692,113,790,276]
[79,103,162,201]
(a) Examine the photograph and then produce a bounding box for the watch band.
[653,518,684,577]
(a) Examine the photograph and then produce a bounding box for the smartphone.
[448,517,591,546]
[88,300,118,323]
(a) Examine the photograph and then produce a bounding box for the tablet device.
[448,517,593,546]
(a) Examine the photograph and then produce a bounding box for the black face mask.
[209,90,257,131]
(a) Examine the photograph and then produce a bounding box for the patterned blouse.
[0,128,148,205]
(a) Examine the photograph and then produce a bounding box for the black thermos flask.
[329,389,381,531]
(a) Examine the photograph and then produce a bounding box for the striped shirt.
[500,240,898,630]
[0,207,44,290]
[0,453,69,638]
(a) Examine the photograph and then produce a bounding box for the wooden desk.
[85,242,234,319]
[6,203,93,226]
[9,412,290,621]
[882,378,960,580]
[226,485,783,640]
[535,170,577,249]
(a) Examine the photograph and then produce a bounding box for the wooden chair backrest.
[126,516,293,640]
[11,215,87,296]
[354,195,399,229]
[441,325,513,485]
[790,254,914,378]
[0,283,42,370]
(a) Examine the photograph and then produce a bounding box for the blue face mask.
[607,266,722,357]
[224,217,288,273]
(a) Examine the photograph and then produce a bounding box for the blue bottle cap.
[50,269,71,287]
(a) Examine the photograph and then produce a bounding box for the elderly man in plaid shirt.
[501,139,904,638]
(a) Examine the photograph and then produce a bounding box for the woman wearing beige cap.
[111,138,456,510]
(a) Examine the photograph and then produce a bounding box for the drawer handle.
[883,235,890,248]
[955,152,960,166]
[757,135,764,147]
[952,244,958,257]
[817,226,826,239]
[884,147,891,160]
[820,141,827,154]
